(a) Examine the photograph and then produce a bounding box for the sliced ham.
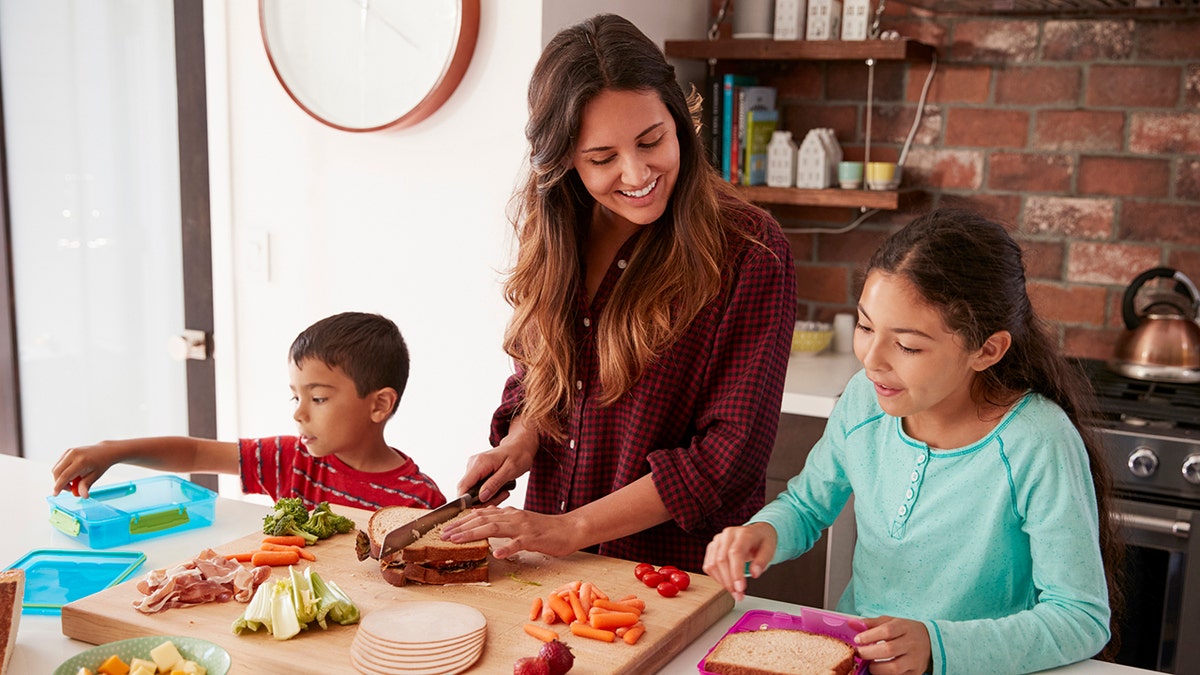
[133,548,270,614]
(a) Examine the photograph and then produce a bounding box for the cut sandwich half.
[365,506,490,587]
[703,628,856,675]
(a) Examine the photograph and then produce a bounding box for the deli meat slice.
[133,548,270,614]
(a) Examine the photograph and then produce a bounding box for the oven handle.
[1111,510,1191,539]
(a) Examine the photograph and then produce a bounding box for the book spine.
[731,87,745,184]
[721,78,736,181]
[710,76,722,170]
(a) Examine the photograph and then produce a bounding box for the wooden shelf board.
[738,185,901,209]
[664,38,935,62]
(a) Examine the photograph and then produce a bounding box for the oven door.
[1111,497,1200,673]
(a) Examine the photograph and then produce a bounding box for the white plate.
[54,635,231,675]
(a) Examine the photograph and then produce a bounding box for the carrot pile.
[523,580,648,646]
[225,536,317,566]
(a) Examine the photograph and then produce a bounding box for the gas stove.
[1077,358,1200,508]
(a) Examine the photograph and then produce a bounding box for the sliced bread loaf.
[703,628,855,675]
[0,568,24,675]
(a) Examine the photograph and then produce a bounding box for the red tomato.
[669,571,691,591]
[657,565,680,576]
[656,581,680,598]
[633,563,655,581]
[642,572,665,588]
[69,477,81,497]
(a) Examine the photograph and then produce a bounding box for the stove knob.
[1128,447,1159,479]
[1184,454,1200,486]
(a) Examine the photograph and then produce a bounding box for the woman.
[444,14,796,573]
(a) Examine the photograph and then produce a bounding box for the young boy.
[51,312,447,511]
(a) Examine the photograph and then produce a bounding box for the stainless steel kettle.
[1109,267,1200,383]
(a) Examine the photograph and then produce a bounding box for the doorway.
[0,0,215,483]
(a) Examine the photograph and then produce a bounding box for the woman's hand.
[702,522,778,601]
[441,506,580,559]
[854,616,932,675]
[456,419,538,504]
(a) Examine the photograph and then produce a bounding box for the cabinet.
[664,37,934,210]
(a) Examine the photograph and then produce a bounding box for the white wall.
[210,0,708,502]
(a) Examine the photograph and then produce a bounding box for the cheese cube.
[129,658,156,672]
[179,661,207,675]
[129,666,155,675]
[97,655,130,675]
[150,640,185,671]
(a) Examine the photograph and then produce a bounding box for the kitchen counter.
[781,351,862,418]
[0,455,1150,674]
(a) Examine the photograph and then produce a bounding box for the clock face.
[259,0,479,132]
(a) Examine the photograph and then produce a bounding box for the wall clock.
[259,0,480,132]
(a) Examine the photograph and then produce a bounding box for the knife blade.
[378,478,516,560]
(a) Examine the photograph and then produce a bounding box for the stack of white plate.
[350,601,487,675]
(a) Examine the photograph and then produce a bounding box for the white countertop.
[0,455,1150,674]
[781,350,863,417]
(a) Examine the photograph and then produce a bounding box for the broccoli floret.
[272,497,310,524]
[263,507,319,545]
[300,501,355,540]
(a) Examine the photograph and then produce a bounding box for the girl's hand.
[440,506,579,559]
[702,522,778,601]
[854,616,933,675]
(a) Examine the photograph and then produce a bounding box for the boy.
[51,312,447,511]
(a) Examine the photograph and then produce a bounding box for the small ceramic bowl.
[792,321,835,355]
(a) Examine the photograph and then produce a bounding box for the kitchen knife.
[378,478,516,560]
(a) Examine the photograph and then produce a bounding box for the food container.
[46,475,216,549]
[698,608,869,675]
[793,320,835,355]
[4,549,145,615]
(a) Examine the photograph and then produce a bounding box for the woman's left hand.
[853,615,933,675]
[441,506,579,559]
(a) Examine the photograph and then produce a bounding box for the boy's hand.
[853,616,933,675]
[51,443,120,498]
[702,522,778,601]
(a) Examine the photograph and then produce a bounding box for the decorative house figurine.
[773,0,807,41]
[795,130,832,188]
[841,0,870,40]
[806,0,842,40]
[766,131,797,188]
[816,128,844,185]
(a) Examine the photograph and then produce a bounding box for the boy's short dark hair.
[289,312,409,417]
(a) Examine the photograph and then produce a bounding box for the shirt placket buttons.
[893,452,928,536]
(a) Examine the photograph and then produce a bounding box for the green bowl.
[55,635,231,675]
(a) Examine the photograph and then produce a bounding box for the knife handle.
[464,478,518,504]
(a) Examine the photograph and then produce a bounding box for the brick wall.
[716,4,1200,359]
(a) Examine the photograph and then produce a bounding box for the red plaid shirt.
[239,436,447,511]
[491,207,795,572]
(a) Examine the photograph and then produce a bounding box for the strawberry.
[538,639,575,675]
[513,656,551,675]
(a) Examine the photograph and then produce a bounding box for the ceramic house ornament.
[806,0,842,40]
[766,131,797,188]
[773,0,807,41]
[795,130,832,188]
[841,0,871,40]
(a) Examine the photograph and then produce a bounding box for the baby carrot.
[541,603,559,625]
[261,542,316,561]
[623,622,646,645]
[529,597,543,622]
[523,623,559,643]
[590,610,639,631]
[593,598,643,615]
[567,589,586,623]
[570,620,616,643]
[262,535,308,547]
[579,581,596,615]
[548,593,574,624]
[250,550,299,566]
[225,552,254,563]
[552,580,582,595]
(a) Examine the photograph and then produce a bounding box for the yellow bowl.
[792,322,834,355]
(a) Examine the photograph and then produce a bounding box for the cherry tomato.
[642,572,665,588]
[656,581,680,598]
[633,563,655,581]
[669,571,691,591]
[69,477,81,497]
[657,565,680,576]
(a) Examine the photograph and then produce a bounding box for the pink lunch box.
[697,607,869,675]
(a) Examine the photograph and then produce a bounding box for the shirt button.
[617,259,627,270]
[898,504,908,516]
[917,454,927,465]
[575,380,583,390]
[583,317,591,327]
[905,488,914,500]
[910,470,919,482]
[569,439,576,449]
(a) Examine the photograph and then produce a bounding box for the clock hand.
[346,0,416,49]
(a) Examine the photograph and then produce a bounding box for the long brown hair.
[504,13,762,439]
[867,208,1124,658]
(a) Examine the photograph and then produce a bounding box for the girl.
[444,14,796,573]
[704,209,1122,675]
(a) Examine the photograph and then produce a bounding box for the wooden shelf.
[738,185,904,210]
[664,37,934,62]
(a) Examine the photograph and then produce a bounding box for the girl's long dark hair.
[867,208,1124,659]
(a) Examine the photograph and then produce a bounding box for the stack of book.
[709,75,778,186]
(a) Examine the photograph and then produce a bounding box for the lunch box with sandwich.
[698,607,869,675]
[46,475,216,549]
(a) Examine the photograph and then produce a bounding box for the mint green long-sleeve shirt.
[750,370,1110,675]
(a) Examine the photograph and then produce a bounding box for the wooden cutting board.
[61,506,734,674]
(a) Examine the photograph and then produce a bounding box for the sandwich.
[362,506,490,587]
[0,568,24,675]
[702,628,856,675]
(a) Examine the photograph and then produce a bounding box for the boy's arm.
[52,436,239,498]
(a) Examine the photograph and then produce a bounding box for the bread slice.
[400,510,489,564]
[365,506,489,587]
[703,628,855,675]
[366,505,428,559]
[0,568,25,675]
